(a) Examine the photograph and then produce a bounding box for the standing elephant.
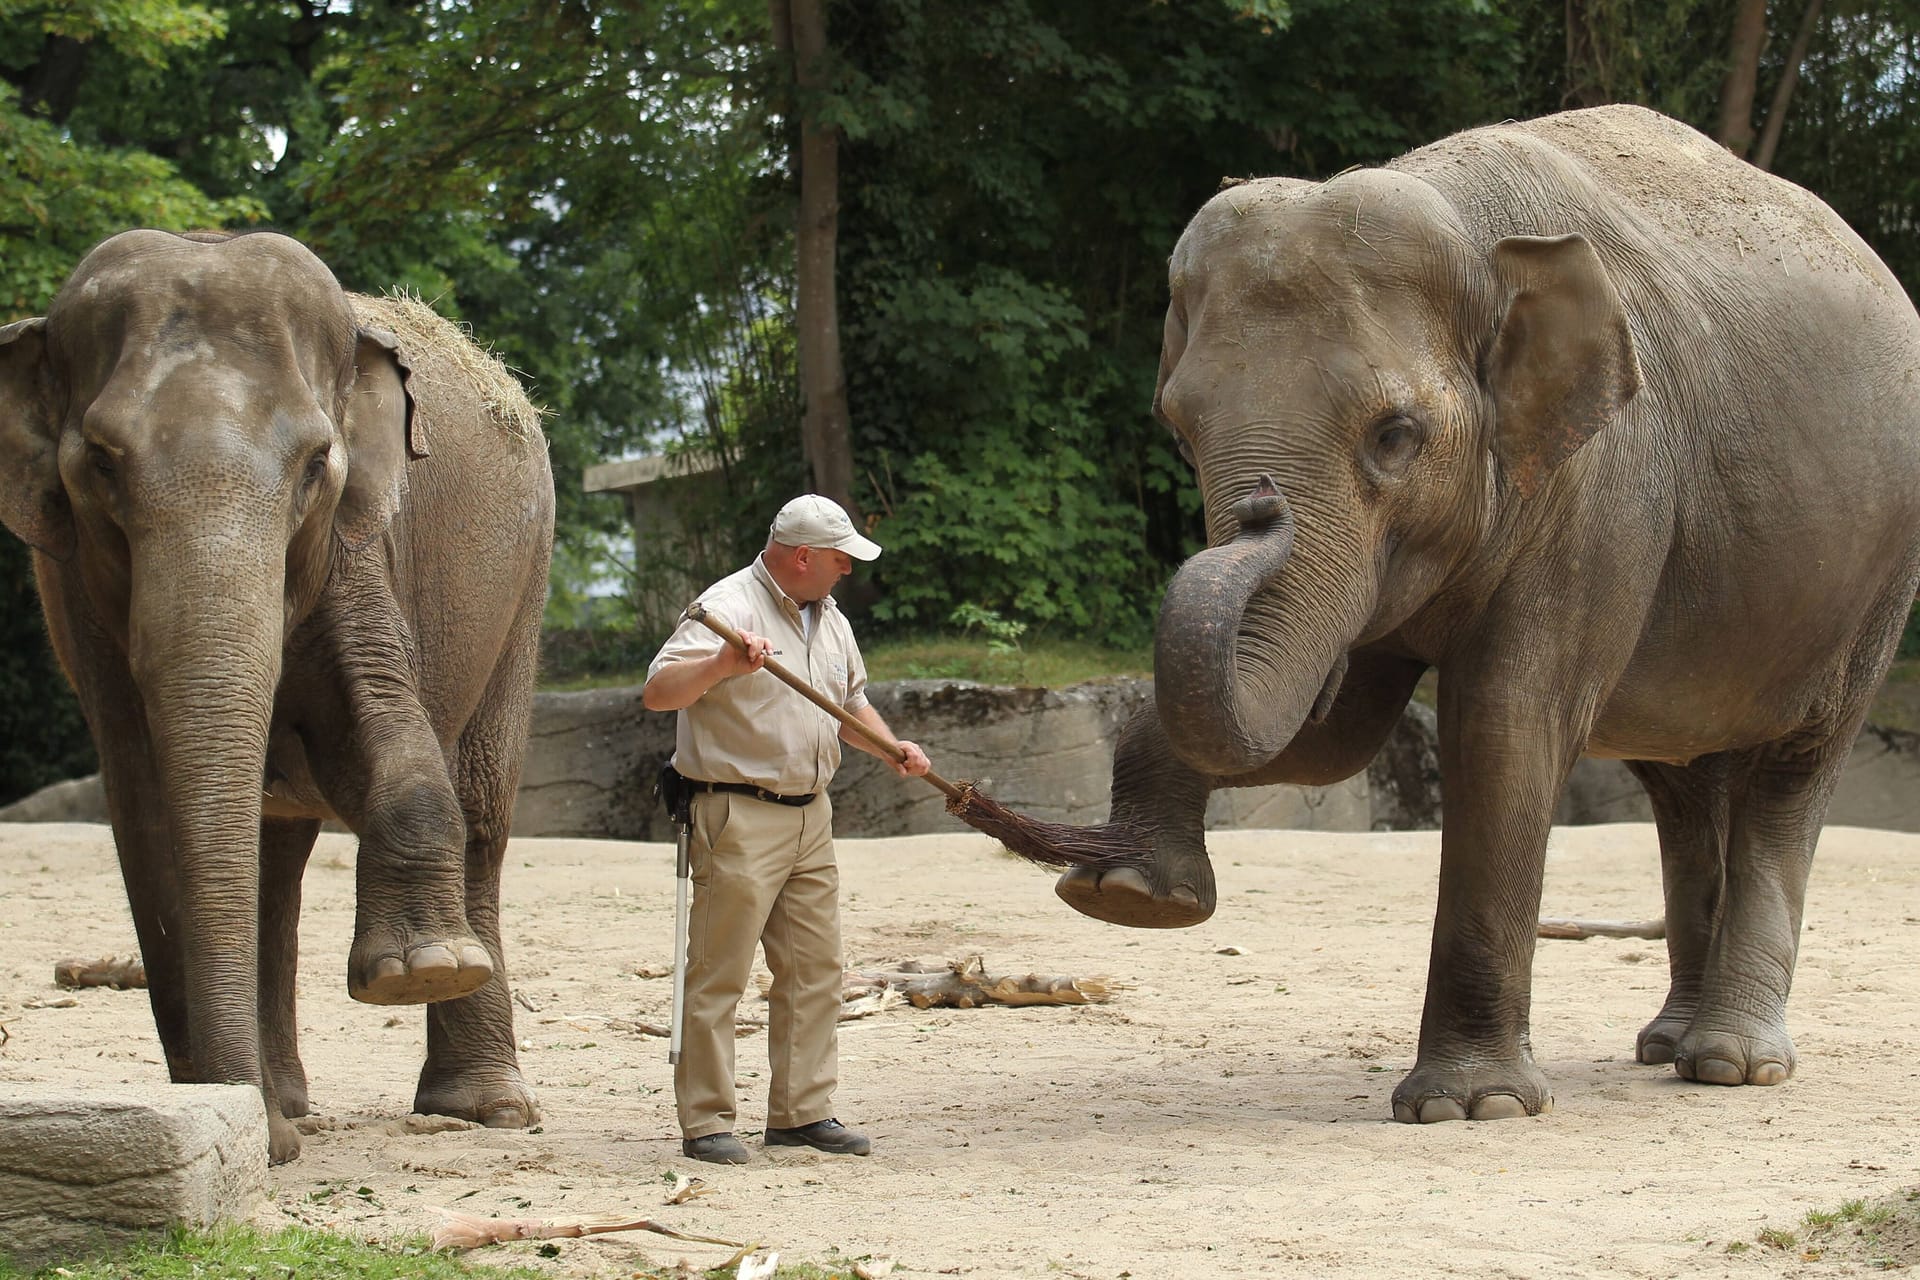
[1050,106,1920,1122]
[0,230,555,1162]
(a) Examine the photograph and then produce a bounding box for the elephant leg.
[1670,735,1850,1088]
[67,635,194,1081]
[1053,707,1215,927]
[259,817,319,1118]
[1622,756,1730,1065]
[1391,675,1580,1124]
[301,580,492,1007]
[1672,593,1909,1089]
[414,597,540,1129]
[98,751,194,1081]
[1057,651,1426,928]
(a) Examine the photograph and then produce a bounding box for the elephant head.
[1151,170,1640,777]
[0,230,417,1118]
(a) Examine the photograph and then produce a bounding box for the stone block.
[0,1083,267,1269]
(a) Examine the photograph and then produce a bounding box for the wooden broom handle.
[684,603,964,800]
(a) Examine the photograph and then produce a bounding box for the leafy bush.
[0,539,95,806]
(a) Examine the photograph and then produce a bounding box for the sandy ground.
[3,818,1919,1279]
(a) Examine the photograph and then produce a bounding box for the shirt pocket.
[816,655,851,707]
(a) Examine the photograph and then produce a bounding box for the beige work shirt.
[647,554,870,795]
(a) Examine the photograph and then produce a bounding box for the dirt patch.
[3,820,1918,1278]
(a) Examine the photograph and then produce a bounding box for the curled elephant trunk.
[1153,475,1358,777]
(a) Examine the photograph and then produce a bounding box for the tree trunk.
[1563,0,1611,108]
[18,34,90,124]
[1752,0,1826,171]
[1717,0,1770,158]
[770,0,857,517]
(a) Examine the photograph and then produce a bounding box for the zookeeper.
[642,493,932,1165]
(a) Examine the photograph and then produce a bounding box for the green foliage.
[830,0,1518,642]
[0,81,262,316]
[0,537,93,807]
[1768,2,1920,297]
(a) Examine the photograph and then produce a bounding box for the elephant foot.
[416,1067,541,1129]
[1635,1007,1695,1065]
[1055,861,1215,929]
[349,928,493,1005]
[268,1109,302,1165]
[1391,1054,1554,1123]
[1672,1017,1796,1086]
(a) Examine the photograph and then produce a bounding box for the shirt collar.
[750,553,839,620]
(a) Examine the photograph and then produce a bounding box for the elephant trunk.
[1154,475,1364,777]
[127,533,285,1084]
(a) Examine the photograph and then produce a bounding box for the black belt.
[685,778,817,808]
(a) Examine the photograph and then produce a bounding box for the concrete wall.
[6,678,1917,838]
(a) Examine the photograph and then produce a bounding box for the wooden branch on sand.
[429,1205,749,1256]
[1536,917,1667,941]
[54,955,147,990]
[814,955,1120,1010]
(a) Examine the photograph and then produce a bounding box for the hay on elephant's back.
[349,291,543,443]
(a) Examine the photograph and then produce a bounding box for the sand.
[3,819,1917,1278]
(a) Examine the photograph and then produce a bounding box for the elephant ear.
[335,326,420,551]
[1486,233,1641,498]
[0,317,75,562]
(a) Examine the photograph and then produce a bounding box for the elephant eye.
[87,444,116,478]
[1368,415,1422,475]
[303,449,330,488]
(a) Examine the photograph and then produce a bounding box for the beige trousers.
[676,790,842,1139]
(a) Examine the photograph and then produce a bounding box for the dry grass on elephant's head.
[348,290,544,443]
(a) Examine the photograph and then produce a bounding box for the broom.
[682,603,1150,871]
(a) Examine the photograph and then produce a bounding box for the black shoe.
[765,1118,871,1156]
[682,1132,751,1165]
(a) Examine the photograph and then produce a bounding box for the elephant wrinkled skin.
[0,230,555,1162]
[1055,106,1920,1124]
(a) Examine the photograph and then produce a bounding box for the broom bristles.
[945,783,1153,870]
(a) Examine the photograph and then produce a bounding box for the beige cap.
[769,494,882,561]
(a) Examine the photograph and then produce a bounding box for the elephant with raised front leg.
[1053,105,1920,1123]
[0,229,554,1163]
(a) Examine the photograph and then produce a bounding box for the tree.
[769,0,856,515]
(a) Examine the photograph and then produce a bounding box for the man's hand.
[719,628,774,677]
[642,623,772,712]
[889,739,931,778]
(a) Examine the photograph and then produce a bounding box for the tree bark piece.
[53,955,147,989]
[1536,917,1666,941]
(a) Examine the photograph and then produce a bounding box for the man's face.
[794,546,855,602]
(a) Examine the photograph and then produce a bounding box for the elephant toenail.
[408,943,457,972]
[372,956,406,984]
[1692,1057,1745,1086]
[1751,1062,1788,1086]
[1469,1094,1529,1120]
[1420,1097,1468,1123]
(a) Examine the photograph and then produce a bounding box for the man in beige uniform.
[644,495,931,1165]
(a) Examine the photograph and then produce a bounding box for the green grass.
[1738,1189,1920,1267]
[0,1225,547,1280]
[861,634,1149,687]
[0,1223,882,1280]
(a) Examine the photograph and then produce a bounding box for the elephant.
[1050,105,1920,1123]
[0,229,555,1162]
